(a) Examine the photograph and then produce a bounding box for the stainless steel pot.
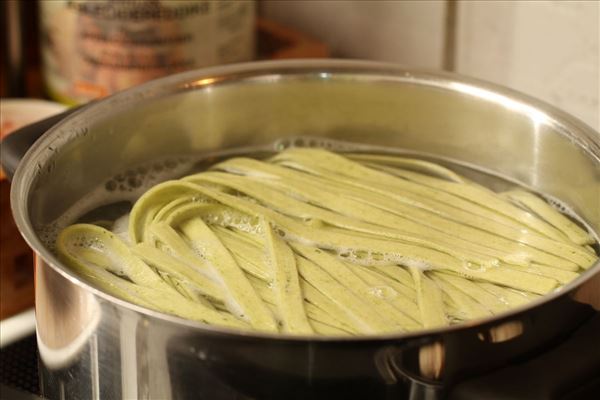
[3,60,600,399]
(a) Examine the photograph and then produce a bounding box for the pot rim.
[11,59,600,342]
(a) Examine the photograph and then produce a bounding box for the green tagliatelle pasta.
[55,148,598,335]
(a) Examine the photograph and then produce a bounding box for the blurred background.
[0,0,598,334]
[2,1,598,128]
[261,0,599,131]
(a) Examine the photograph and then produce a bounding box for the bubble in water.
[273,138,292,151]
[272,136,361,152]
[395,258,429,270]
[545,197,568,214]
[105,180,117,192]
[367,285,397,300]
[38,224,60,250]
[462,260,487,272]
[165,159,177,169]
[153,163,164,172]
[293,138,306,147]
[503,253,532,267]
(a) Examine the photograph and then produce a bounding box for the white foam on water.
[39,156,196,249]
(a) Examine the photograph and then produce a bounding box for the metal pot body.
[10,60,600,399]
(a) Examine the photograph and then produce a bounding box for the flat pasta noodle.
[218,226,361,332]
[272,149,572,242]
[430,274,492,320]
[270,149,594,266]
[212,156,585,270]
[346,153,466,183]
[344,263,421,324]
[409,267,447,328]
[430,272,510,314]
[177,218,278,332]
[502,189,595,246]
[54,147,598,336]
[57,225,247,329]
[263,219,313,334]
[187,172,498,267]
[293,243,418,330]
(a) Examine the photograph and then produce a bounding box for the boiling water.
[39,137,599,257]
[43,137,600,334]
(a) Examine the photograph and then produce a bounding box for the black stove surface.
[0,335,40,399]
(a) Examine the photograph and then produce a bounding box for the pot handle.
[0,106,82,181]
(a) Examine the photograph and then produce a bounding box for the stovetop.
[0,335,40,399]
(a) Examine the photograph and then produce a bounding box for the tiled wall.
[262,0,600,131]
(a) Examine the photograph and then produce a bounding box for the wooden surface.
[0,181,35,319]
[257,18,329,60]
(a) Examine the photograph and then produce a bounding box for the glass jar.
[40,0,255,105]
